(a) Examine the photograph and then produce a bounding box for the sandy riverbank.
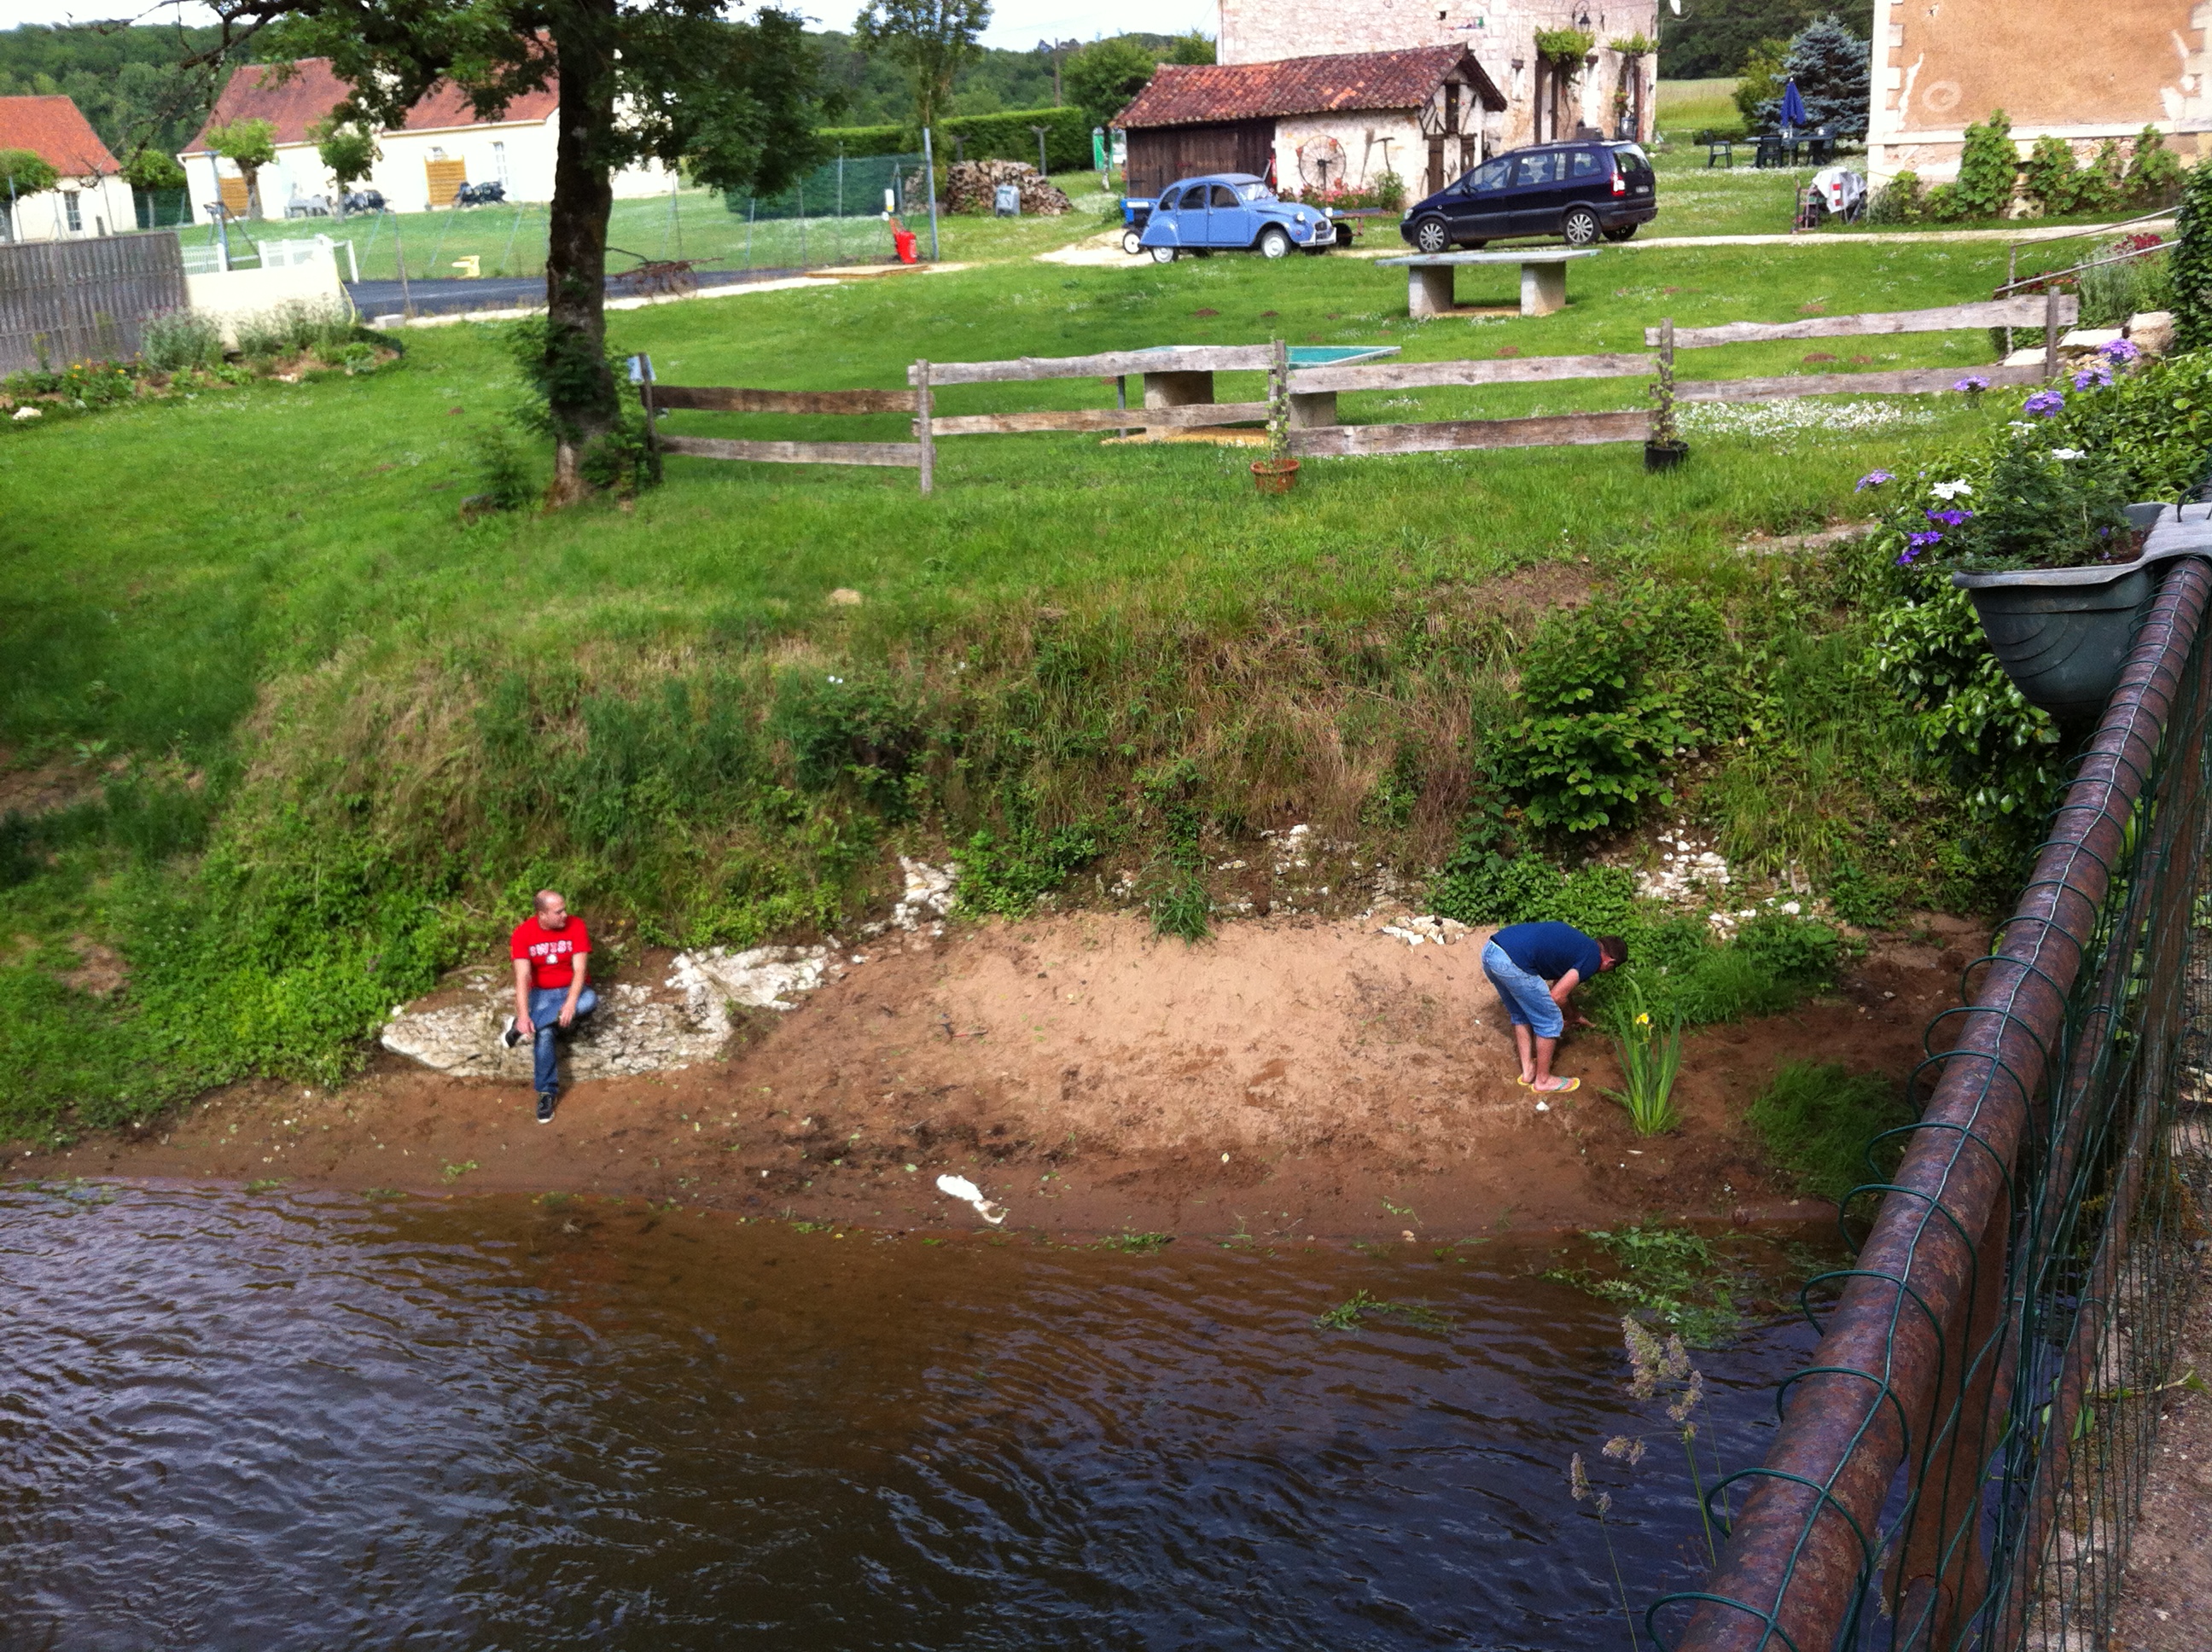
[14,910,1986,1239]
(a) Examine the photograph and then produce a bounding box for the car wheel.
[1257,225,1292,259]
[1150,245,1178,264]
[1562,207,1601,247]
[1602,224,1638,242]
[1121,227,1144,255]
[1412,215,1452,254]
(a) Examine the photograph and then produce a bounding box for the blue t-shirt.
[1493,921,1601,984]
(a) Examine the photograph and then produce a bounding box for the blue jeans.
[1482,940,1563,1040]
[527,985,597,1095]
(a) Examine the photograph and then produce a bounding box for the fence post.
[1656,315,1675,443]
[2045,284,2060,379]
[922,126,940,262]
[916,358,934,496]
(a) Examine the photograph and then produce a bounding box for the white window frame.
[62,191,81,233]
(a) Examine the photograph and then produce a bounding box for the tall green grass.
[0,239,2041,1140]
[1746,1059,1914,1203]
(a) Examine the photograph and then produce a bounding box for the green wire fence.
[1653,551,2212,1650]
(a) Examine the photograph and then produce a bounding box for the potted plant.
[1252,339,1300,495]
[1874,417,2181,725]
[1646,322,1686,471]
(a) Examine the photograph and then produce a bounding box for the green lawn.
[184,177,1123,284]
[1656,77,1743,141]
[0,233,2061,1139]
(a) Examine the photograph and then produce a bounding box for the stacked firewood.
[940,160,1073,216]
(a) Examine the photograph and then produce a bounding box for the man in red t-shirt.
[503,889,595,1122]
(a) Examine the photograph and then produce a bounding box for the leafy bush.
[1488,586,1735,835]
[471,422,534,510]
[140,309,224,374]
[233,300,357,363]
[1429,841,1638,933]
[2035,346,2212,499]
[2125,125,2185,209]
[2173,158,2212,352]
[1733,910,1842,988]
[958,817,1098,916]
[2077,235,2171,328]
[1866,169,1924,224]
[1896,435,2134,574]
[1732,37,1788,125]
[2021,135,2098,218]
[1746,1060,1912,1204]
[1949,109,2018,220]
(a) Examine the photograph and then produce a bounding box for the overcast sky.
[3,0,1219,55]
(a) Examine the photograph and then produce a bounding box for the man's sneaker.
[536,1092,555,1124]
[501,1017,523,1050]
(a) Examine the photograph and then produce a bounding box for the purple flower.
[2023,389,2066,418]
[1926,507,1973,527]
[2099,338,2143,364]
[1954,375,1991,393]
[1907,529,1946,550]
[1895,547,1920,567]
[1854,468,1895,492]
[2073,362,2115,391]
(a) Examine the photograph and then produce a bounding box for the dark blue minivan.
[1399,141,1656,253]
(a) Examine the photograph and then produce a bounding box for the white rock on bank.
[380,945,839,1079]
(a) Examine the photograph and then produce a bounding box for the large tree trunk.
[544,0,620,507]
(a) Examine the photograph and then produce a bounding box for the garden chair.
[1755,132,1788,169]
[1807,126,1836,165]
[1699,130,1734,168]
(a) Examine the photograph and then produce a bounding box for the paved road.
[347,265,804,320]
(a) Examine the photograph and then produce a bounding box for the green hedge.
[818,106,1095,173]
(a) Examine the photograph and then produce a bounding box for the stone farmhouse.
[0,96,135,244]
[178,58,675,223]
[1115,46,1506,201]
[1866,0,2212,186]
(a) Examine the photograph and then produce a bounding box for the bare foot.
[1530,1075,1580,1094]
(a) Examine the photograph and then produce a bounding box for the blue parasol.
[1779,79,1808,131]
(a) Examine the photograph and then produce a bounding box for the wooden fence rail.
[1644,294,2077,349]
[649,295,2081,491]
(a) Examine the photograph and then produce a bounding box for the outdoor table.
[1376,248,1601,320]
[1125,344,1400,437]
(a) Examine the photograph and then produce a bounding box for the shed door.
[1123,120,1273,201]
[425,157,469,207]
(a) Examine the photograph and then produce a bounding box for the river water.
[0,1182,1820,1650]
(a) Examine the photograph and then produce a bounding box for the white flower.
[11,406,41,422]
[1781,900,1802,915]
[2050,448,2086,461]
[1930,480,1974,500]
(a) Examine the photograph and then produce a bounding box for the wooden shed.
[1114,46,1506,204]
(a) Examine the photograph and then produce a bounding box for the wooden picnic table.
[1375,248,1601,320]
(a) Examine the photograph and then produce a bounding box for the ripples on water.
[0,1184,1820,1650]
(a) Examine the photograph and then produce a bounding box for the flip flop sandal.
[1514,1073,1533,1087]
[1534,1077,1581,1095]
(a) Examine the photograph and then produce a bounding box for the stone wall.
[1215,0,1659,152]
[1866,0,2212,186]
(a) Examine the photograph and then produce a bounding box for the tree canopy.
[853,0,992,134]
[1657,0,1869,79]
[1062,32,1209,128]
[0,147,60,198]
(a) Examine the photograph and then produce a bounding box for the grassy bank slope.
[0,239,2037,1138]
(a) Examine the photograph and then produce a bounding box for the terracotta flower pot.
[1251,457,1300,495]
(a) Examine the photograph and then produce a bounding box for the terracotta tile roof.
[184,58,559,152]
[0,96,121,177]
[1114,46,1505,130]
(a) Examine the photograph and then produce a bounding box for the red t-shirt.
[511,916,590,990]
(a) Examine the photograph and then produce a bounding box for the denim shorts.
[1483,940,1564,1039]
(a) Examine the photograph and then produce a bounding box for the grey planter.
[1952,503,2212,728]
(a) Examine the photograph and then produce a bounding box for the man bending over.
[1481,921,1625,1094]
[504,889,595,1123]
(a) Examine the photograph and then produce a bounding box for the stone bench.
[1376,248,1601,320]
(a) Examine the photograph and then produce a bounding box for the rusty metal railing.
[1650,556,2212,1650]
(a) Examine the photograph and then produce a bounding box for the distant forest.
[1658,1,1873,79]
[0,20,1194,162]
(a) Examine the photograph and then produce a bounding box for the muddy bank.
[12,911,1986,1239]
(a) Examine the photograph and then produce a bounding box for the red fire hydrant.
[892,227,918,264]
